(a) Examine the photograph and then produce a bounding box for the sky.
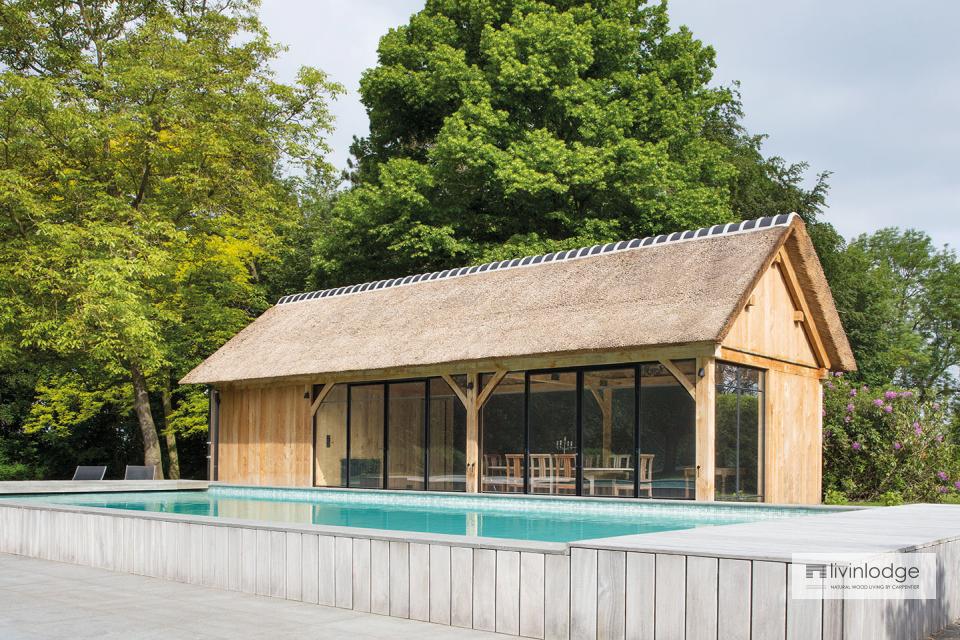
[260,0,960,248]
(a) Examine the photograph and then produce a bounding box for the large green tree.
[0,0,341,476]
[817,226,960,400]
[313,0,827,286]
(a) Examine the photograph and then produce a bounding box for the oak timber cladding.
[720,253,826,504]
[764,371,823,504]
[723,260,820,368]
[218,385,311,486]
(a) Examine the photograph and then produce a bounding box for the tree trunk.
[130,362,165,480]
[161,383,181,480]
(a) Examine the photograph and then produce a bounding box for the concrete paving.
[933,621,960,639]
[0,553,506,640]
[0,480,208,494]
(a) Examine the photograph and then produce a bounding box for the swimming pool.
[4,485,831,542]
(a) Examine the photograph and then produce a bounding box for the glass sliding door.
[387,381,426,490]
[527,371,578,495]
[639,361,696,499]
[582,368,636,497]
[429,377,467,491]
[480,372,525,493]
[348,384,385,488]
[715,363,764,501]
[314,384,348,487]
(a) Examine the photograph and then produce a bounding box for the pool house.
[182,213,855,505]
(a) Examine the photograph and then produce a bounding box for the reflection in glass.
[315,384,347,487]
[387,381,426,490]
[480,372,525,493]
[429,377,467,491]
[348,384,384,488]
[640,361,696,499]
[716,363,764,501]
[582,368,636,497]
[528,372,578,495]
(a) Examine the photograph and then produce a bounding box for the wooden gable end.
[722,248,828,369]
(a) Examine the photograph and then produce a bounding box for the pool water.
[4,486,828,543]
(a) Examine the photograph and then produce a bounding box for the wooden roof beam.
[775,247,831,370]
[659,358,696,400]
[440,374,468,408]
[309,382,336,416]
[477,369,508,408]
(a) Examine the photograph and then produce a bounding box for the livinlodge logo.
[791,553,937,600]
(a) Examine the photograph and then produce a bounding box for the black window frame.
[480,360,696,499]
[313,376,466,492]
[714,361,766,501]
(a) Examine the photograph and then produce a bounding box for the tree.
[0,0,342,476]
[313,0,827,286]
[820,228,960,402]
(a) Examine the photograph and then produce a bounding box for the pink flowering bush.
[823,375,957,503]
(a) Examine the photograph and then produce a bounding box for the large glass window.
[348,384,385,488]
[429,377,467,491]
[480,372,525,493]
[716,363,764,501]
[314,384,347,487]
[639,362,696,499]
[315,377,467,492]
[387,381,426,490]
[528,371,578,495]
[582,368,636,497]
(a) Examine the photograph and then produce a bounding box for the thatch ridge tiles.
[275,214,796,306]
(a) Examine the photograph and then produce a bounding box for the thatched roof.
[182,214,855,385]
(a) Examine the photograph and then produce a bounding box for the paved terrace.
[0,480,208,494]
[575,502,960,562]
[0,553,504,640]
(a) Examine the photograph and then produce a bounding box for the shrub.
[877,490,905,506]
[822,374,958,503]
[823,488,849,505]
[0,454,40,481]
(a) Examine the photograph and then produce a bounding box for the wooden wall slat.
[685,556,718,640]
[654,554,685,639]
[473,548,497,632]
[717,558,751,640]
[521,551,546,639]
[451,546,474,628]
[370,539,390,615]
[388,540,410,618]
[752,561,787,640]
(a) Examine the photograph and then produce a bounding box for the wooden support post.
[600,389,612,458]
[465,373,480,493]
[695,356,716,502]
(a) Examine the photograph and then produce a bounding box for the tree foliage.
[0,0,341,475]
[818,227,960,402]
[314,0,827,286]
